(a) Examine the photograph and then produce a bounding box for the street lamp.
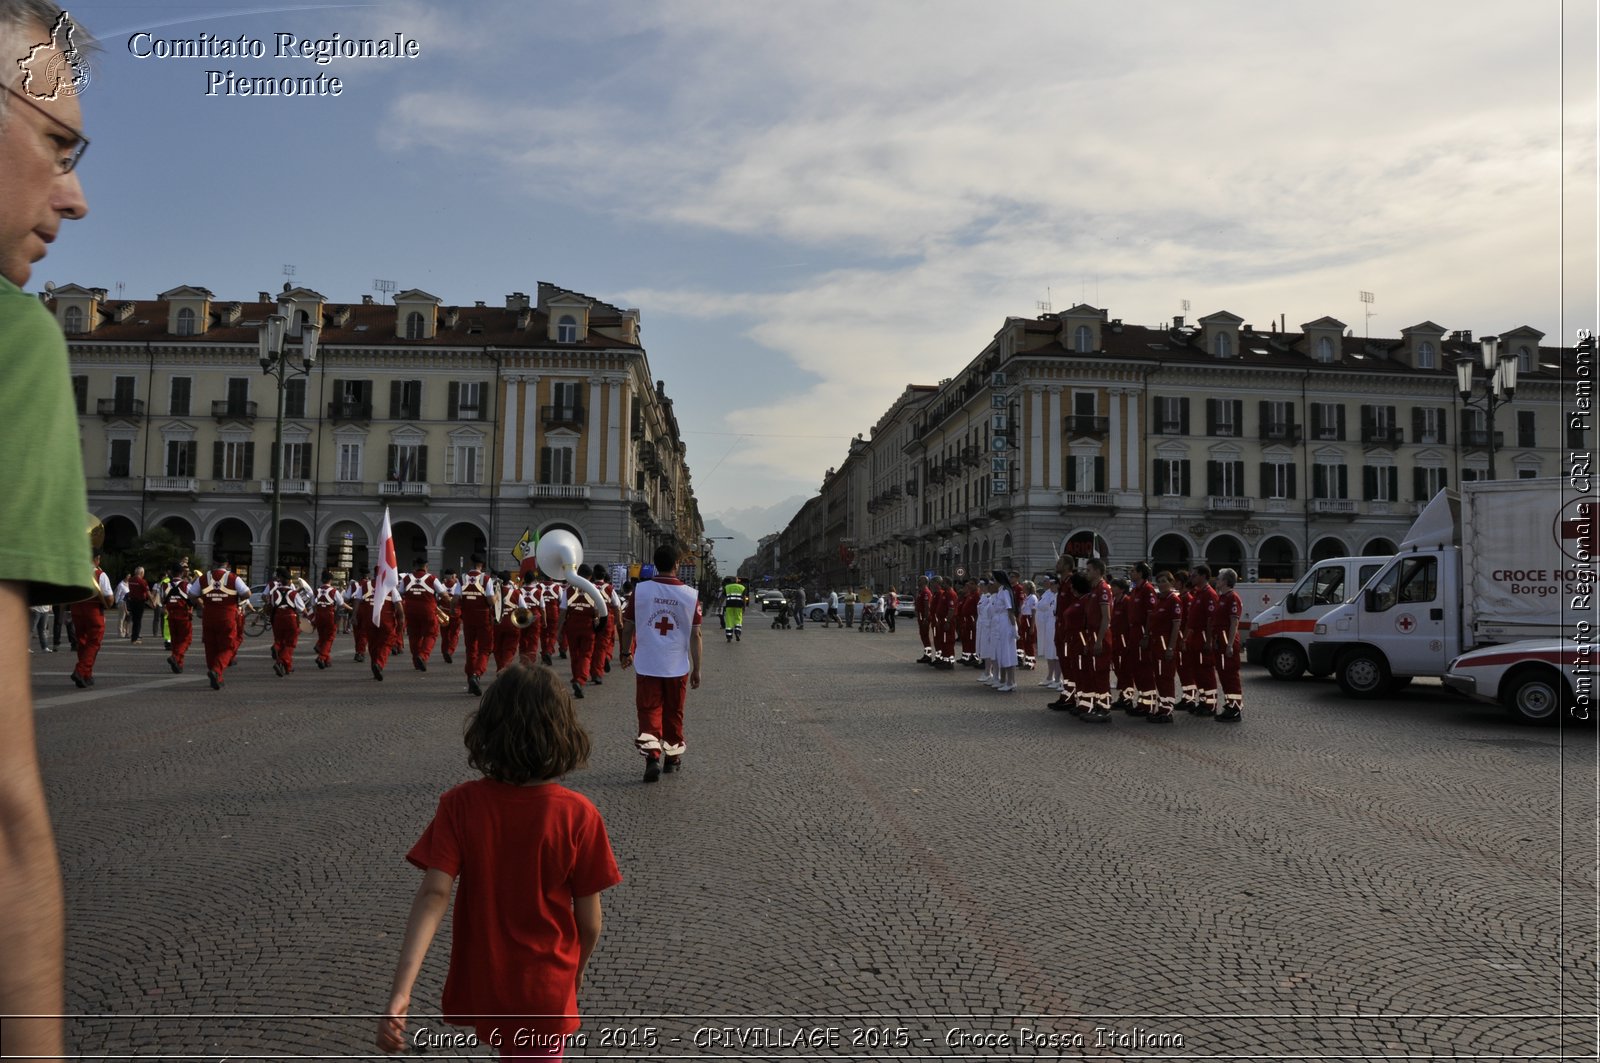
[258,312,321,576]
[1454,334,1517,481]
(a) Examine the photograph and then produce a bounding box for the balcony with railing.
[259,479,311,496]
[527,483,592,502]
[1309,498,1358,516]
[1206,495,1255,513]
[1258,422,1302,443]
[1460,430,1504,450]
[541,405,586,430]
[146,476,198,495]
[97,398,144,420]
[1360,425,1405,447]
[378,481,431,499]
[213,400,258,422]
[1064,415,1109,436]
[328,400,372,423]
[1061,491,1115,511]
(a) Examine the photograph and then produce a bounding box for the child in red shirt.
[378,664,622,1060]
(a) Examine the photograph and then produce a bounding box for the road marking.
[36,675,194,708]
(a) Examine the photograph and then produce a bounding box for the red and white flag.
[372,506,399,631]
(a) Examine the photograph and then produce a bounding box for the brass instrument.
[511,606,536,629]
[436,603,452,626]
[87,514,104,551]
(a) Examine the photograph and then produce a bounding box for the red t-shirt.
[406,779,622,1035]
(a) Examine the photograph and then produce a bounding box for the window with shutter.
[284,378,306,419]
[108,439,131,478]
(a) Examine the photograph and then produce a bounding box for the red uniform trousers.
[70,602,105,681]
[1182,628,1216,700]
[201,605,239,679]
[403,601,439,663]
[1111,632,1134,695]
[1019,615,1036,658]
[1083,634,1112,695]
[542,602,559,656]
[312,606,337,665]
[167,607,194,669]
[493,615,521,671]
[957,613,975,657]
[369,604,400,670]
[934,615,956,659]
[589,613,614,677]
[461,608,493,677]
[388,607,406,655]
[1216,637,1242,696]
[1153,635,1179,702]
[518,613,541,663]
[441,613,462,659]
[635,673,690,757]
[916,614,931,649]
[565,613,596,684]
[352,600,371,655]
[1136,636,1159,696]
[271,610,301,672]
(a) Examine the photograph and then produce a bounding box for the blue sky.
[39,0,1599,521]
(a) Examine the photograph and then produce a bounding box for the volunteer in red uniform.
[914,576,933,664]
[492,572,523,674]
[438,569,462,664]
[1046,556,1080,710]
[311,570,343,669]
[1183,564,1220,715]
[1051,572,1090,712]
[1211,567,1245,722]
[69,553,115,688]
[454,557,497,695]
[162,563,194,674]
[400,557,444,671]
[1108,577,1134,710]
[563,566,600,698]
[1078,558,1114,722]
[189,562,250,690]
[1145,570,1184,723]
[368,566,403,681]
[956,579,979,666]
[266,568,309,677]
[1127,562,1158,715]
[619,543,704,783]
[348,572,372,662]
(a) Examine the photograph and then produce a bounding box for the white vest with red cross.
[630,578,701,678]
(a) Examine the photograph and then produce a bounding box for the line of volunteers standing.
[911,559,1245,723]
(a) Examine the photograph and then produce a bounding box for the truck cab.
[1245,556,1388,679]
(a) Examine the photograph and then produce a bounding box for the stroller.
[858,600,888,634]
[771,599,793,629]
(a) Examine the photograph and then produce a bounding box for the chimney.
[1173,315,1184,329]
[1460,329,1472,343]
[474,300,486,309]
[362,294,374,305]
[506,291,529,311]
[259,291,272,303]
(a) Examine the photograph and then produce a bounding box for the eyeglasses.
[4,85,89,174]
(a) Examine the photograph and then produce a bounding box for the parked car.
[1442,639,1588,725]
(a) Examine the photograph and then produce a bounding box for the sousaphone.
[534,530,608,619]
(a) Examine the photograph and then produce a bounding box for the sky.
[37,0,1600,524]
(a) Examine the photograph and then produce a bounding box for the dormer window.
[1517,345,1533,373]
[557,315,578,343]
[1315,337,1334,363]
[1417,340,1434,368]
[64,305,84,334]
[175,307,196,336]
[1074,325,1092,353]
[405,311,425,340]
[1214,332,1232,358]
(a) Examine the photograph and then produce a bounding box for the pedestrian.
[1212,567,1245,722]
[827,588,840,628]
[1182,565,1219,715]
[190,561,249,690]
[68,552,114,687]
[266,568,309,677]
[454,557,497,696]
[562,566,600,699]
[1128,562,1158,715]
[992,571,1019,692]
[1077,559,1114,721]
[125,565,150,642]
[368,565,404,682]
[1146,569,1184,724]
[310,569,343,670]
[720,575,747,643]
[1018,580,1038,669]
[377,663,622,1058]
[842,590,855,629]
[1108,576,1133,709]
[347,570,373,662]
[493,572,524,677]
[1046,558,1081,711]
[438,569,462,665]
[30,602,49,652]
[884,587,898,633]
[400,557,444,672]
[791,589,805,630]
[52,602,75,651]
[913,575,932,663]
[956,579,978,666]
[113,572,130,637]
[618,543,703,783]
[162,562,194,673]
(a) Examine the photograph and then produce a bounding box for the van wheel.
[1264,641,1307,680]
[1502,667,1566,725]
[1335,648,1390,698]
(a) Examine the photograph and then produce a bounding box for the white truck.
[1306,478,1595,711]
[1244,556,1390,679]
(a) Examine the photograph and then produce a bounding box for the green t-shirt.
[0,277,94,605]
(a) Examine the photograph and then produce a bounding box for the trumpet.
[436,604,451,626]
[511,606,537,629]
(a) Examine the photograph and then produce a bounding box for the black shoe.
[371,661,383,681]
[316,659,327,669]
[208,670,220,691]
[604,659,611,673]
[71,672,85,688]
[571,679,584,699]
[662,755,680,774]
[590,675,602,685]
[84,676,94,687]
[468,674,482,696]
[734,630,740,642]
[541,653,553,666]
[643,755,661,783]
[1080,708,1111,723]
[167,655,181,674]
[1216,706,1242,722]
[353,653,365,662]
[1148,711,1174,724]
[417,656,428,672]
[1046,697,1073,712]
[273,660,286,677]
[1129,703,1150,716]
[442,652,453,664]
[558,650,567,659]
[1195,705,1216,717]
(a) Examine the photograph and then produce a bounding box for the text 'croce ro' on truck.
[1306,477,1595,706]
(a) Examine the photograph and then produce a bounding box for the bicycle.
[245,609,270,638]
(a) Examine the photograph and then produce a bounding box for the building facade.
[779,303,1580,590]
[61,281,701,583]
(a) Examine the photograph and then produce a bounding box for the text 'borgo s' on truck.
[1306,478,1596,722]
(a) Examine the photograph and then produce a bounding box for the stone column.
[1048,387,1064,488]
[1029,386,1045,489]
[1108,388,1123,490]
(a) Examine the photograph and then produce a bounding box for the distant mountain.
[703,494,810,577]
[700,517,754,575]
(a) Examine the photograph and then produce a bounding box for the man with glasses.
[0,3,92,1057]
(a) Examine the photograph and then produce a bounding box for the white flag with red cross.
[372,507,399,630]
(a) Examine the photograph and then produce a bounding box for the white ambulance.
[1244,556,1390,679]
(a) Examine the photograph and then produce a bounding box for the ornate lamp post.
[258,313,321,575]
[1454,334,1517,481]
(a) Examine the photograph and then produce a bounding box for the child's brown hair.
[464,663,591,783]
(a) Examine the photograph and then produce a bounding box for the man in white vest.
[619,542,703,784]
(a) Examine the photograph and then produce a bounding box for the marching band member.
[189,561,250,690]
[400,557,445,671]
[347,570,372,662]
[542,575,563,662]
[69,552,115,688]
[266,568,310,677]
[162,562,194,674]
[589,566,620,680]
[516,573,543,666]
[454,556,497,695]
[562,566,600,699]
[311,569,344,669]
[438,568,462,665]
[368,565,404,681]
[492,571,523,675]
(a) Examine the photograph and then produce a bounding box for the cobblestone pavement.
[29,619,1598,1059]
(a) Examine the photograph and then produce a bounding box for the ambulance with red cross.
[1307,478,1596,721]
